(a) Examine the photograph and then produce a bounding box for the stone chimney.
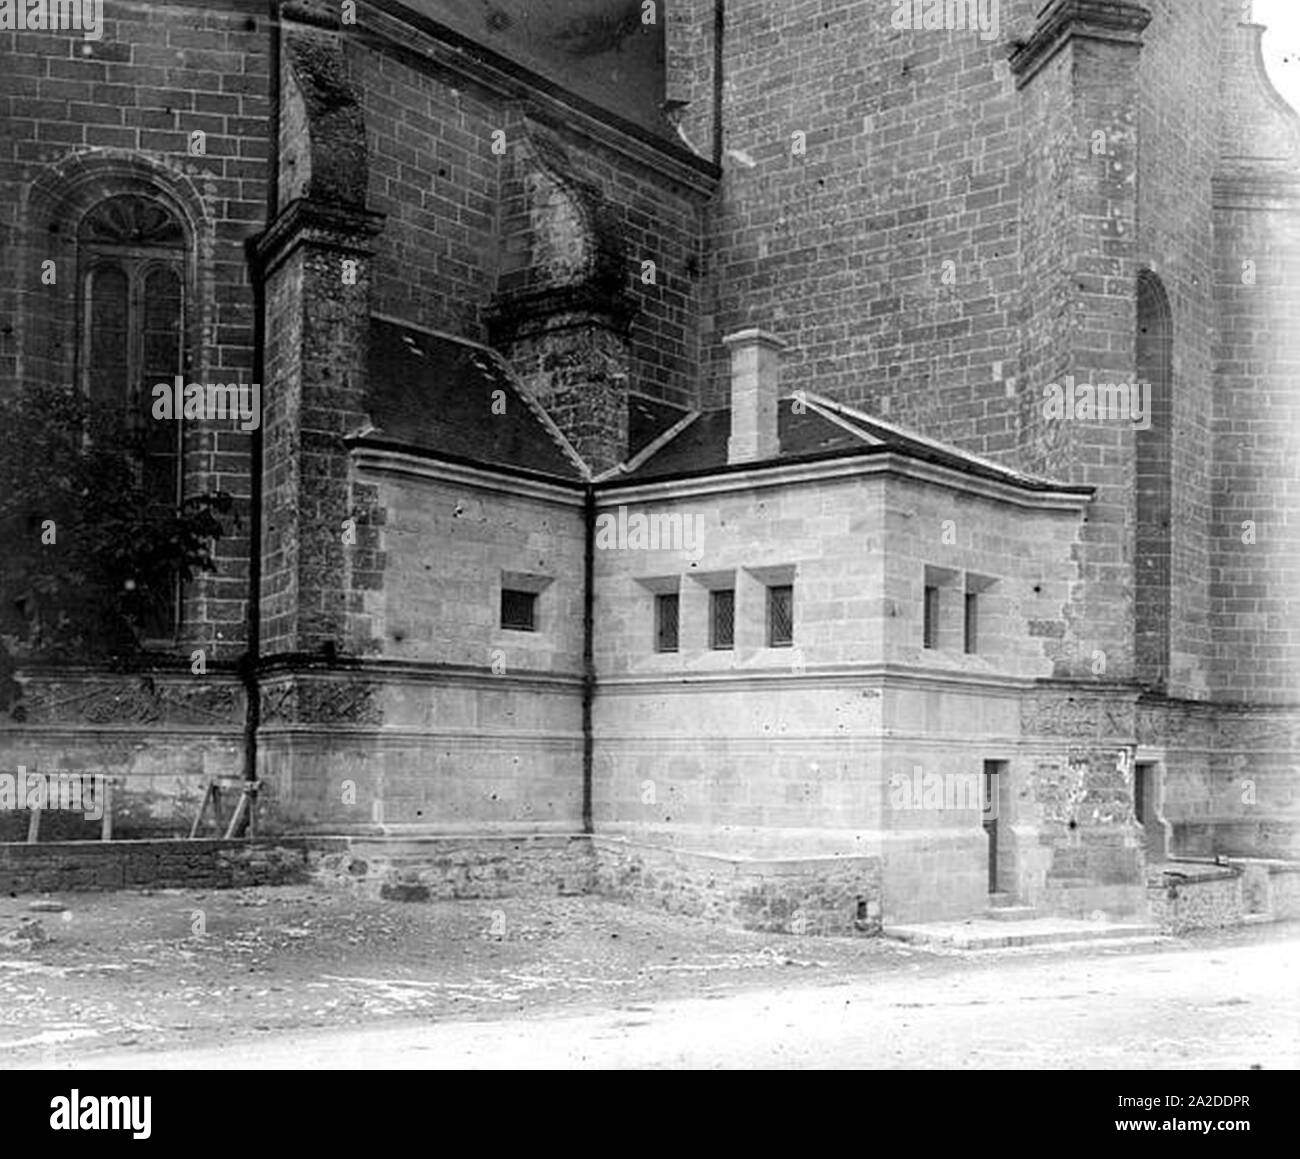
[723,328,787,465]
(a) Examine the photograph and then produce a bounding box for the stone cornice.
[251,198,386,280]
[348,443,587,506]
[598,450,1094,513]
[255,658,584,695]
[594,664,1041,696]
[1010,0,1153,89]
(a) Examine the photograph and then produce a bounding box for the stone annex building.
[1,0,1298,933]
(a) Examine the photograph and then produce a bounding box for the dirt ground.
[0,885,1294,1067]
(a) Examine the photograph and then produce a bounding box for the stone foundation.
[310,834,596,901]
[592,836,882,936]
[5,833,1297,941]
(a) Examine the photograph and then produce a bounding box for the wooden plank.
[211,783,225,835]
[188,781,212,840]
[223,790,249,841]
[100,778,113,842]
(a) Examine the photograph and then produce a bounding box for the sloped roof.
[618,391,1081,494]
[357,316,585,482]
[617,403,868,480]
[356,320,1084,497]
[628,394,689,459]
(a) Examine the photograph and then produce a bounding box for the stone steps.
[985,904,1039,921]
[883,917,1167,951]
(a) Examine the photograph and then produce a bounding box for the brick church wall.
[1209,11,1300,706]
[0,1,270,828]
[1136,0,1221,700]
[0,0,271,661]
[354,6,711,413]
[692,0,1040,455]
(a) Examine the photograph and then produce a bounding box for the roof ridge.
[800,390,1062,487]
[473,345,593,482]
[596,409,702,481]
[366,315,586,482]
[800,395,887,446]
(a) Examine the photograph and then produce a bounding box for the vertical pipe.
[712,0,725,167]
[239,3,279,806]
[582,484,595,834]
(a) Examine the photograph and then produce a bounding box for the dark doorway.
[982,760,1006,893]
[1134,762,1165,863]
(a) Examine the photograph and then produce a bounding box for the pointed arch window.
[1135,270,1172,690]
[78,194,189,638]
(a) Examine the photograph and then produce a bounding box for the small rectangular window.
[656,593,679,653]
[710,589,735,650]
[767,584,793,648]
[923,585,940,649]
[500,588,536,632]
[964,591,978,654]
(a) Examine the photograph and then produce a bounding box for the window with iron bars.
[710,588,734,650]
[923,585,940,649]
[767,584,793,648]
[655,592,679,653]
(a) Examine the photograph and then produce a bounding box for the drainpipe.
[581,483,595,835]
[237,3,280,811]
[713,0,724,167]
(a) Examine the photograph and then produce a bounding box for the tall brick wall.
[1136,0,1222,700]
[0,0,270,662]
[696,0,1038,453]
[1209,12,1300,705]
[353,3,710,413]
[1014,3,1151,684]
[0,2,269,833]
[665,0,718,163]
[695,0,1296,711]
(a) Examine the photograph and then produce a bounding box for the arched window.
[1135,271,1172,690]
[78,194,188,637]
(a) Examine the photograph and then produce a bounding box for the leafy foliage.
[0,381,235,659]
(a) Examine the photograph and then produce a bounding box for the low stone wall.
[1269,864,1300,919]
[592,837,882,936]
[1148,865,1242,934]
[1147,860,1300,934]
[0,838,317,894]
[309,834,596,901]
[304,833,883,936]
